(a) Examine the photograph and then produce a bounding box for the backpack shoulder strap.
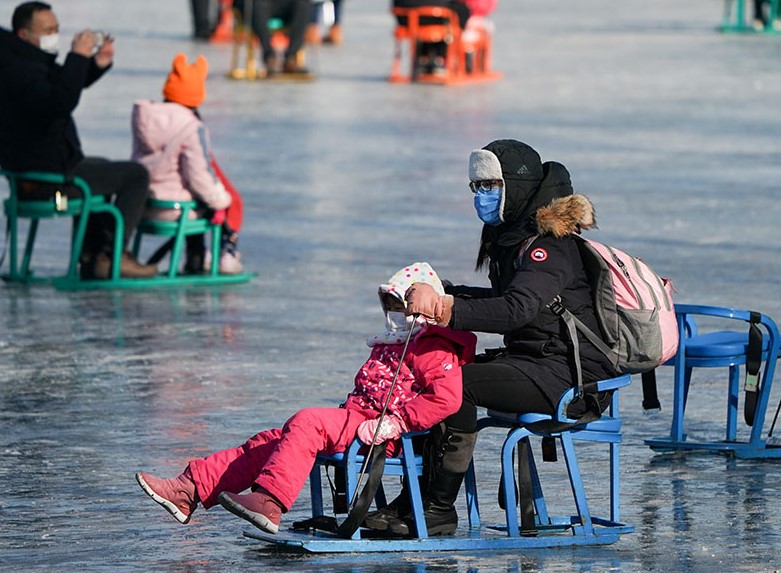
[548,296,613,398]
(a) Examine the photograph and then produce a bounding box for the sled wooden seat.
[471,374,634,542]
[1,169,124,285]
[131,198,253,285]
[389,6,500,84]
[645,304,781,458]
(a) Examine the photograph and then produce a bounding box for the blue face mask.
[473,188,503,226]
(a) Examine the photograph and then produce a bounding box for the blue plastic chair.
[309,431,430,540]
[470,374,634,542]
[645,304,781,458]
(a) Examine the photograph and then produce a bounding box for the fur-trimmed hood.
[535,194,596,238]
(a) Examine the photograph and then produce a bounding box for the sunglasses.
[469,180,503,193]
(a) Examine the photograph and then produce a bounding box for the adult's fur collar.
[535,194,596,238]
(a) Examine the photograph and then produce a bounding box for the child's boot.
[305,22,321,45]
[218,228,243,274]
[323,24,343,45]
[218,489,283,534]
[136,470,199,524]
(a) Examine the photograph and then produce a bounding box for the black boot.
[184,234,206,274]
[364,440,430,532]
[387,426,477,537]
[362,490,412,532]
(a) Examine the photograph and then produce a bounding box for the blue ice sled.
[646,304,781,459]
[245,374,634,553]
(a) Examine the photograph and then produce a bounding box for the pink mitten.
[357,416,408,445]
[211,209,227,225]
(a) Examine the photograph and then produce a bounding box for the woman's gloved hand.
[357,415,408,445]
[405,283,454,326]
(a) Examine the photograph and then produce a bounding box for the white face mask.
[38,33,59,54]
[385,311,414,333]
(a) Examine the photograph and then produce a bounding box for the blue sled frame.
[244,374,634,553]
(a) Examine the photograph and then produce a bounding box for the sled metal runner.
[243,521,630,553]
[245,375,634,553]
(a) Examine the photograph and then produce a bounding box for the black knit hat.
[475,140,573,273]
[482,139,544,224]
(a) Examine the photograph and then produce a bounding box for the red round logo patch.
[530,248,548,262]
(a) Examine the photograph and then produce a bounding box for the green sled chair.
[131,198,253,286]
[1,169,124,286]
[2,170,252,289]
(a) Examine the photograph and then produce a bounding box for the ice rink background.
[1,0,780,571]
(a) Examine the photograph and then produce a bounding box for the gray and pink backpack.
[548,235,678,400]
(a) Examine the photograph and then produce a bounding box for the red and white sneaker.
[135,472,198,524]
[218,490,283,534]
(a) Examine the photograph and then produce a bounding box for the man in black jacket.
[0,2,156,279]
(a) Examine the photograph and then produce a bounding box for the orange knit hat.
[163,53,208,108]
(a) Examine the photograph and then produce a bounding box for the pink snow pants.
[188,407,373,510]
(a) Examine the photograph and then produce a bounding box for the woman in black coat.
[366,139,617,536]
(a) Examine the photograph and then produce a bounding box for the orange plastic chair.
[389,6,500,84]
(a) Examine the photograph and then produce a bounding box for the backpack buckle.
[54,190,68,212]
[548,296,565,316]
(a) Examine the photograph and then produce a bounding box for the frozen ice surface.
[1,0,780,571]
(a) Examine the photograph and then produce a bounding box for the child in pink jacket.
[131,53,243,274]
[461,0,497,58]
[136,262,476,534]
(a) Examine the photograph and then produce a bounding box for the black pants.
[190,0,221,38]
[236,0,311,60]
[755,0,776,24]
[18,158,149,257]
[71,158,149,252]
[445,361,556,432]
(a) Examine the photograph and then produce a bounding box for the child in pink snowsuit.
[136,262,477,534]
